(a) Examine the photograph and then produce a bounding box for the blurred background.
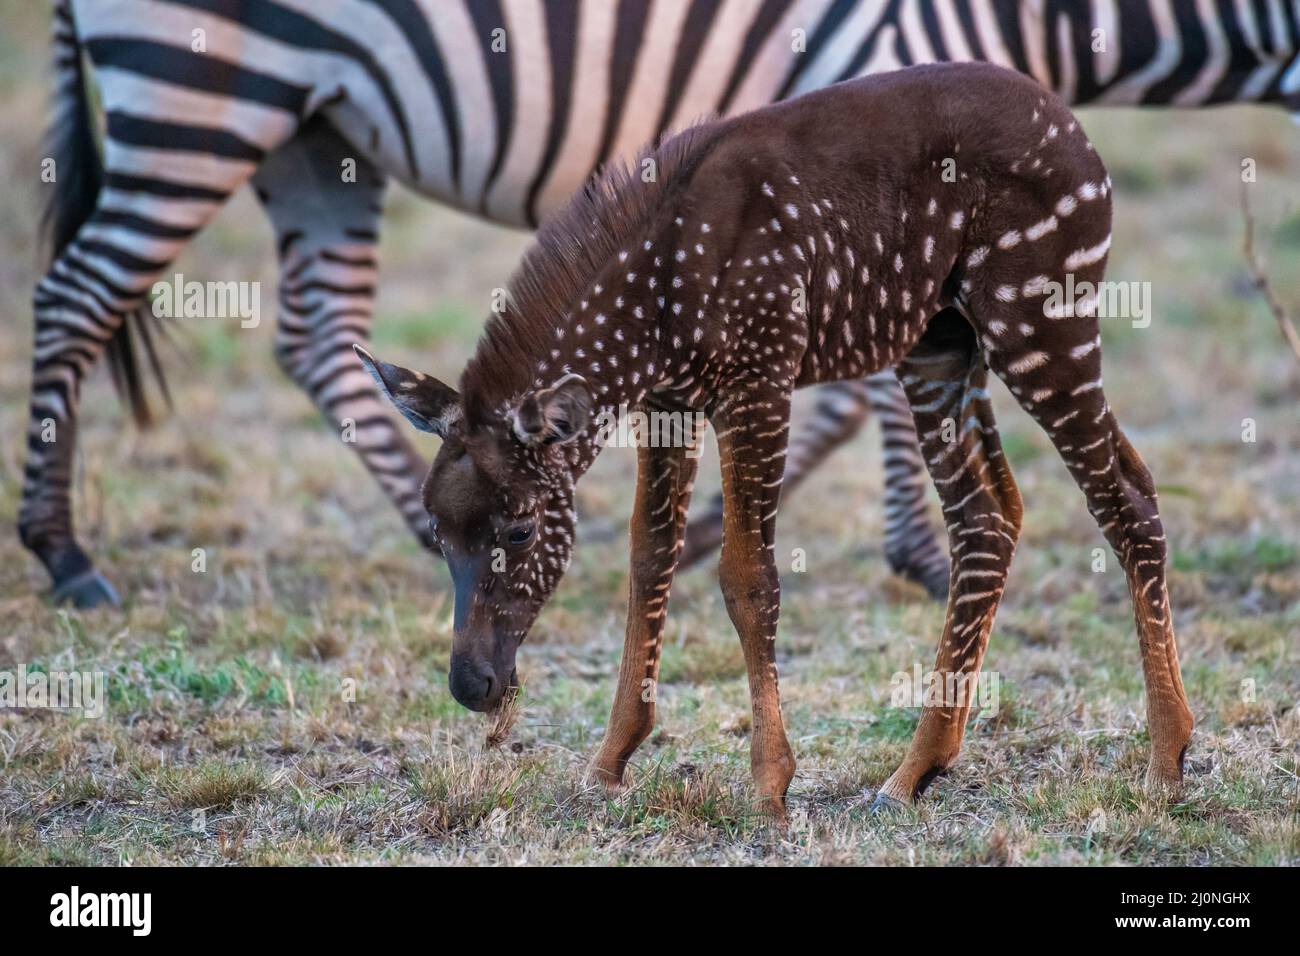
[0,1,1295,864]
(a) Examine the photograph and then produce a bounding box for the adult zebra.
[22,0,1300,607]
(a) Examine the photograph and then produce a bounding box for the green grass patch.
[372,304,482,352]
[156,760,269,810]
[1172,534,1298,575]
[108,630,308,711]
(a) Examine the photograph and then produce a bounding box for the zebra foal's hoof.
[869,791,908,815]
[51,570,121,609]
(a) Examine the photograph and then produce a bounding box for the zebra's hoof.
[51,571,121,609]
[870,791,908,815]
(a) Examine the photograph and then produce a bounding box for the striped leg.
[254,122,433,547]
[875,290,1193,805]
[980,327,1194,793]
[589,407,702,793]
[679,372,949,598]
[867,368,951,597]
[1014,396,1194,790]
[714,388,796,820]
[873,312,1023,808]
[962,199,1193,793]
[19,33,296,604]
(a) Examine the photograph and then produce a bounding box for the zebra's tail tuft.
[43,0,170,428]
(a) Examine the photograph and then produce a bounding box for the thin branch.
[1239,180,1300,363]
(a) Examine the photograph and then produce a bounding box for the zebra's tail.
[43,0,170,428]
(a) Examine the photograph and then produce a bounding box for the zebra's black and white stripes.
[22,0,1300,606]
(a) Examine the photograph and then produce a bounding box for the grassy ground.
[0,5,1297,864]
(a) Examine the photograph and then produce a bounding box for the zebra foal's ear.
[510,373,593,446]
[354,344,461,437]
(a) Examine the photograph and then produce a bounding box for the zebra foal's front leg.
[713,388,797,820]
[680,372,950,599]
[679,379,871,567]
[589,408,703,793]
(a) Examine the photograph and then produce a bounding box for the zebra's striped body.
[22,0,1300,605]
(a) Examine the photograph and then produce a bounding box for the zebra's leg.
[979,320,1194,794]
[19,105,295,606]
[955,178,1192,792]
[680,378,869,567]
[872,311,1023,809]
[713,388,797,820]
[253,121,434,548]
[868,368,951,598]
[588,408,703,793]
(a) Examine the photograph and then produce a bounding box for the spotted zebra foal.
[359,62,1193,817]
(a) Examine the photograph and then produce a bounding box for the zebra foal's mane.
[460,120,727,424]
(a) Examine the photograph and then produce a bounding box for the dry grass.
[0,5,1297,864]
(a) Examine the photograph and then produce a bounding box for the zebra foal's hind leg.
[977,301,1194,793]
[872,311,1023,809]
[254,121,434,549]
[956,161,1193,791]
[874,307,1194,805]
[875,203,1194,806]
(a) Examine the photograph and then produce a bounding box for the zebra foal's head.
[355,345,592,713]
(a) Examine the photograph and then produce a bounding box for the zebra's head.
[355,346,592,713]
